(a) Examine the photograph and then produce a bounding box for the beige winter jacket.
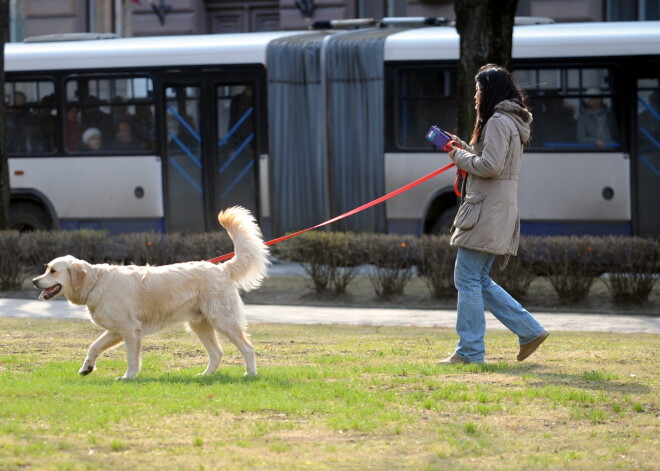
[450,100,532,256]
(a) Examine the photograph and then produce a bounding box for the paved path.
[0,298,658,334]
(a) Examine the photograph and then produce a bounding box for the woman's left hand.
[448,144,459,162]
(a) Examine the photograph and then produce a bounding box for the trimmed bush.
[418,234,456,299]
[19,230,72,269]
[538,236,601,302]
[67,230,110,263]
[180,232,234,262]
[362,233,415,298]
[279,231,366,294]
[0,231,24,290]
[600,236,659,304]
[111,232,167,265]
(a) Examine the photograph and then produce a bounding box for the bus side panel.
[384,152,456,234]
[9,156,164,223]
[519,152,631,222]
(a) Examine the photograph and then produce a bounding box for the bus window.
[4,80,56,154]
[395,67,457,150]
[517,67,620,150]
[65,76,155,152]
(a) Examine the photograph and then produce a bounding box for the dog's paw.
[243,371,258,377]
[79,365,95,376]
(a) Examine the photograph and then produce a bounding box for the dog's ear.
[67,261,90,304]
[69,261,87,290]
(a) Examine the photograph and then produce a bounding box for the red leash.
[208,161,456,264]
[439,138,466,198]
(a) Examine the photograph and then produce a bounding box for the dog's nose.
[32,278,40,288]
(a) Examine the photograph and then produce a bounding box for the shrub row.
[0,230,657,304]
[276,233,659,304]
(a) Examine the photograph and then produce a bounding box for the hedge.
[1,230,657,304]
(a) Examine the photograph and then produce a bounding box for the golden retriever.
[32,206,269,380]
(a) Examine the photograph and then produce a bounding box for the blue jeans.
[453,247,546,363]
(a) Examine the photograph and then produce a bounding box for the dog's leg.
[218,323,257,376]
[188,318,224,375]
[119,332,143,380]
[79,330,123,376]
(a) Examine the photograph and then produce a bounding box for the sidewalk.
[1,298,658,334]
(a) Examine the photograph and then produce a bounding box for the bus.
[4,21,659,238]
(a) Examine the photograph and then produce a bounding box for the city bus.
[4,20,659,238]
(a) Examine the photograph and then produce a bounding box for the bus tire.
[9,202,52,231]
[430,206,458,235]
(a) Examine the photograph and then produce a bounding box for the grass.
[0,319,658,470]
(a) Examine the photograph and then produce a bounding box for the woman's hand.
[447,143,460,162]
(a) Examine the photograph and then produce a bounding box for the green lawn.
[0,319,657,470]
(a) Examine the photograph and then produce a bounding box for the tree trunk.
[0,0,10,229]
[454,0,519,141]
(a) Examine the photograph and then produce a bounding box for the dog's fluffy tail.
[217,206,270,292]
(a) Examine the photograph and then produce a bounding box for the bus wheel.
[430,206,458,235]
[9,202,52,231]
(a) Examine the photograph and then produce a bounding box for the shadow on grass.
[508,363,651,394]
[84,369,300,388]
[436,361,651,394]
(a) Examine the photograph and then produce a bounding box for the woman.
[440,64,549,364]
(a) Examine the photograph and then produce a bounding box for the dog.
[32,206,269,380]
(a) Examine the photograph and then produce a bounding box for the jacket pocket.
[453,192,486,230]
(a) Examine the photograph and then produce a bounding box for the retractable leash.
[425,125,467,197]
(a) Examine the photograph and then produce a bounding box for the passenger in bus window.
[66,106,82,151]
[82,127,103,151]
[130,103,155,150]
[111,96,132,125]
[228,86,255,149]
[112,121,137,151]
[6,92,39,153]
[35,94,57,152]
[440,64,549,365]
[536,92,577,147]
[577,88,619,148]
[80,96,113,139]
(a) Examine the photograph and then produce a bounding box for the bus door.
[635,65,660,236]
[162,76,260,233]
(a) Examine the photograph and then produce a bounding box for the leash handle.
[443,139,459,152]
[445,140,467,197]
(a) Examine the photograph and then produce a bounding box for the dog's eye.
[50,268,57,274]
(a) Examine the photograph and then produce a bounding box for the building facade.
[8,0,660,41]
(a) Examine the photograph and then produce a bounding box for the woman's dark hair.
[470,64,528,145]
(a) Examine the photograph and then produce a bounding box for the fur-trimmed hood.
[494,100,533,144]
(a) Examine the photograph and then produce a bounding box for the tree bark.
[0,0,10,229]
[454,0,519,141]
